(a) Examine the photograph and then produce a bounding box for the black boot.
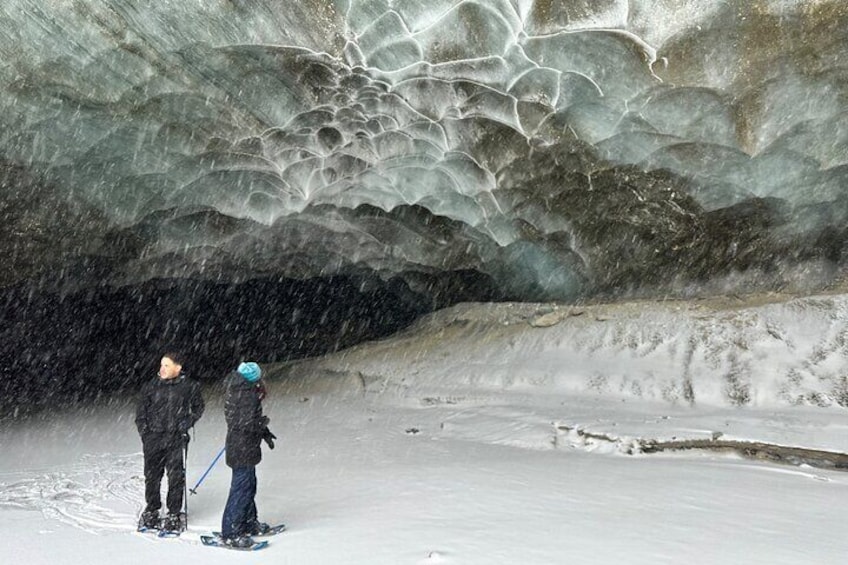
[138,510,160,530]
[222,535,255,548]
[247,520,271,535]
[161,512,185,533]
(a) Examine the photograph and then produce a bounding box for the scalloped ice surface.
[1,0,848,300]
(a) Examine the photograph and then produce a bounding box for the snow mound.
[273,293,848,409]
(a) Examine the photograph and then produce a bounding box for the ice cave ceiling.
[2,0,848,302]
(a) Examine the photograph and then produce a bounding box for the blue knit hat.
[237,362,262,382]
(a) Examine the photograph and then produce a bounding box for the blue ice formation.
[1,1,847,300]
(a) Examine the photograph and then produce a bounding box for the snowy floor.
[3,296,848,564]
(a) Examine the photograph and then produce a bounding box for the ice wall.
[1,1,847,300]
[294,293,848,409]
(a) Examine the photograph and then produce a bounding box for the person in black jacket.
[220,361,276,548]
[135,352,204,531]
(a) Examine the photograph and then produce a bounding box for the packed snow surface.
[2,294,848,564]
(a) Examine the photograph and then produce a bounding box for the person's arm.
[252,390,267,435]
[135,382,151,437]
[256,386,275,448]
[225,386,260,432]
[188,380,205,428]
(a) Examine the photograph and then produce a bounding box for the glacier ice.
[0,0,847,302]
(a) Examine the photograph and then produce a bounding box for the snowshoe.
[200,534,268,551]
[212,522,286,539]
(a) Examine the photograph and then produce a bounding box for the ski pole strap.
[189,446,225,495]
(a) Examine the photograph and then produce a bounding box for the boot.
[161,512,184,533]
[223,535,255,548]
[139,510,160,530]
[247,520,271,536]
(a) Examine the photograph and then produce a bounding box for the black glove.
[262,427,276,450]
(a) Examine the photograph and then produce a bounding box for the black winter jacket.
[135,374,205,443]
[224,371,268,468]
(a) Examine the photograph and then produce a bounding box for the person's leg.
[143,442,166,514]
[221,467,254,539]
[245,499,259,532]
[240,467,258,535]
[164,442,186,516]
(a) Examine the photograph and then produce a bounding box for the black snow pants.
[142,434,185,515]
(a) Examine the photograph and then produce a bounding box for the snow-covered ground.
[3,294,848,564]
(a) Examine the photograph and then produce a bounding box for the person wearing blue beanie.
[237,362,262,383]
[219,361,278,548]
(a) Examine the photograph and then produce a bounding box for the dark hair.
[162,351,185,367]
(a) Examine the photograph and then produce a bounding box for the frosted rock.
[529,311,564,327]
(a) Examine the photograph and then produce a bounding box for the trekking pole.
[189,445,226,495]
[183,438,190,530]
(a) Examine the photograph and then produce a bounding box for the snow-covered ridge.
[274,292,848,409]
